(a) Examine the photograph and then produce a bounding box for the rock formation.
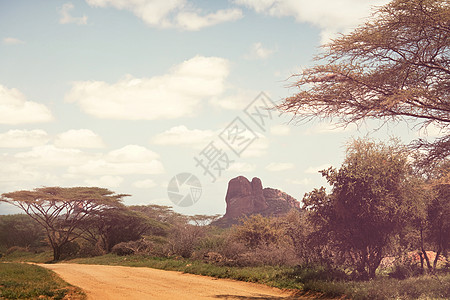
[224,176,268,219]
[216,176,301,226]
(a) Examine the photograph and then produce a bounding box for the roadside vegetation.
[1,138,449,299]
[0,1,448,299]
[0,262,85,299]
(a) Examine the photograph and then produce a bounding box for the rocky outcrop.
[218,176,301,226]
[224,176,268,219]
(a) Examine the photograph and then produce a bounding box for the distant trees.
[421,162,450,269]
[303,139,414,279]
[80,207,166,253]
[0,214,45,251]
[279,0,450,165]
[1,187,127,261]
[231,215,282,249]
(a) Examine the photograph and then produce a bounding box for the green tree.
[279,0,449,164]
[231,215,282,249]
[303,139,413,279]
[0,187,127,261]
[425,162,450,269]
[0,214,45,251]
[80,207,167,253]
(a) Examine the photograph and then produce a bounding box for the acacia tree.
[303,139,414,279]
[279,0,449,164]
[80,207,166,253]
[1,187,127,261]
[424,162,450,268]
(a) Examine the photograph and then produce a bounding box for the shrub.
[111,239,153,256]
[289,264,348,282]
[235,244,298,267]
[60,241,80,260]
[77,241,104,258]
[6,246,30,255]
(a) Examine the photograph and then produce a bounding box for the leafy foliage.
[80,207,167,253]
[0,214,45,251]
[0,187,127,261]
[0,263,85,299]
[304,139,414,279]
[279,0,450,164]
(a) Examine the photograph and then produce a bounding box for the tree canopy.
[303,139,414,279]
[1,187,127,261]
[279,0,449,164]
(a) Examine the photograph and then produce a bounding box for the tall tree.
[425,162,450,268]
[80,207,167,253]
[279,0,449,164]
[0,214,45,250]
[303,139,413,279]
[1,187,127,261]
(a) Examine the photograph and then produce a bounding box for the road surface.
[39,263,304,299]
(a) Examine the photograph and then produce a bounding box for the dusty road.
[39,263,303,299]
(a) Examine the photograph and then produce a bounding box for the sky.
[0,0,441,216]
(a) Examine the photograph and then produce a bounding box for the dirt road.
[39,263,301,299]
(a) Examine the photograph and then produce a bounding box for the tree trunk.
[433,228,443,269]
[53,245,61,261]
[433,248,442,269]
[367,248,382,279]
[418,251,424,273]
[420,228,433,270]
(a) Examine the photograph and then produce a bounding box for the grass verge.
[69,254,450,299]
[0,250,53,263]
[0,262,86,299]
[2,251,449,299]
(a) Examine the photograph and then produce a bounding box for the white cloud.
[0,159,42,185]
[55,129,106,148]
[416,123,448,138]
[3,37,25,45]
[0,85,53,124]
[0,129,49,148]
[0,143,164,192]
[227,162,256,172]
[210,89,257,110]
[175,9,243,31]
[59,2,88,25]
[66,56,229,120]
[85,175,124,188]
[245,42,275,60]
[304,121,356,135]
[133,179,157,189]
[235,0,390,43]
[69,145,164,175]
[228,132,268,158]
[106,145,159,162]
[152,126,216,149]
[270,124,290,136]
[287,178,311,185]
[265,162,294,171]
[305,163,331,174]
[86,0,242,30]
[14,145,91,167]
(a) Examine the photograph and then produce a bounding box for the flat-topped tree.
[279,0,449,165]
[1,187,128,261]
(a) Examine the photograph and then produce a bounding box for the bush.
[167,224,205,258]
[235,244,298,267]
[60,241,80,260]
[289,264,348,282]
[111,239,153,256]
[6,246,30,255]
[389,263,422,279]
[77,241,105,258]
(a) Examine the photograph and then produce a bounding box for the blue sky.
[0,0,439,215]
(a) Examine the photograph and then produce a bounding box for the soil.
[38,263,307,299]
